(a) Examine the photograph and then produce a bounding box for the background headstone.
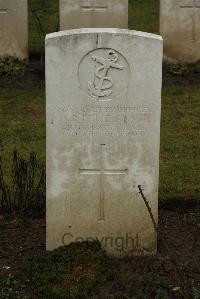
[59,0,128,30]
[46,28,163,256]
[0,0,28,60]
[160,0,200,63]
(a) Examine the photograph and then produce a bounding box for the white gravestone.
[59,0,128,30]
[160,0,200,63]
[46,28,163,256]
[0,0,28,60]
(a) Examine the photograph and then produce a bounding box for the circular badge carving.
[78,48,130,102]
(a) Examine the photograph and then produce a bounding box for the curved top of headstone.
[46,28,163,43]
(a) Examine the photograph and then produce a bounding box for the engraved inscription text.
[59,105,152,138]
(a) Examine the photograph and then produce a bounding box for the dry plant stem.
[138,185,191,299]
[0,150,45,216]
[138,185,157,232]
[0,156,11,213]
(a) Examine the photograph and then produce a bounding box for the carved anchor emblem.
[88,50,124,101]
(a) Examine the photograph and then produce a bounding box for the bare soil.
[0,205,199,298]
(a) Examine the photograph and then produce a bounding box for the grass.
[160,83,200,201]
[0,88,45,175]
[129,0,159,33]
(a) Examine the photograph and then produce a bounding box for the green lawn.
[129,0,159,33]
[160,84,200,201]
[0,89,45,169]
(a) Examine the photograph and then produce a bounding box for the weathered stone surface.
[46,28,163,256]
[0,0,28,60]
[160,0,200,63]
[59,0,128,30]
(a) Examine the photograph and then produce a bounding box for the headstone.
[46,28,163,256]
[59,0,128,30]
[160,0,200,63]
[0,0,28,60]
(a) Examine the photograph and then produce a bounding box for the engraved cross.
[80,0,108,11]
[79,144,128,221]
[180,0,200,41]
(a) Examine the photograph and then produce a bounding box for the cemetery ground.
[0,59,200,299]
[0,0,200,298]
